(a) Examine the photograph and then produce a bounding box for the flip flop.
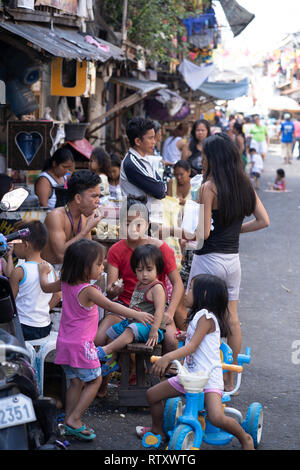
[64,424,96,441]
[136,426,151,439]
[97,346,112,362]
[101,361,120,377]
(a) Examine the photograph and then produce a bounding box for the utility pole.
[121,0,128,44]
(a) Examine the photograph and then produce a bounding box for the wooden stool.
[118,343,162,407]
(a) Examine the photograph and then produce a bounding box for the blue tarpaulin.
[198,78,249,100]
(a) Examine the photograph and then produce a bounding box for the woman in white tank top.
[35,147,74,209]
[162,122,188,165]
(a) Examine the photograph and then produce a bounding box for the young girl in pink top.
[39,239,154,441]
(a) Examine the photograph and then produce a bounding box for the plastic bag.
[162,196,182,269]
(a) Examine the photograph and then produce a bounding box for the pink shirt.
[55,282,100,369]
[294,121,300,138]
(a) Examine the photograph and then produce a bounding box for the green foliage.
[101,0,208,66]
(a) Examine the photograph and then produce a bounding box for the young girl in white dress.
[140,273,254,450]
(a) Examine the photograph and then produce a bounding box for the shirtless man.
[41,169,102,265]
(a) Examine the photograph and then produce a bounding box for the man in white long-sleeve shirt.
[120,117,166,227]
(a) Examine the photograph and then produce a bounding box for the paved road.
[65,143,300,452]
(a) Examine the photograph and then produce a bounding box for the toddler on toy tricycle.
[137,274,259,450]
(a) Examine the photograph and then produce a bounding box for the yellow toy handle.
[150,356,160,363]
[222,363,243,373]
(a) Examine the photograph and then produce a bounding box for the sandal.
[64,424,96,441]
[136,426,151,439]
[101,360,120,377]
[97,346,112,362]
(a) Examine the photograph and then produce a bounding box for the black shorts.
[21,323,52,341]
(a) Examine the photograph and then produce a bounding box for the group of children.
[0,215,254,449]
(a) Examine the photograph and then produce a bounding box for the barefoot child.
[97,244,167,365]
[38,239,154,441]
[138,274,254,450]
[269,168,286,191]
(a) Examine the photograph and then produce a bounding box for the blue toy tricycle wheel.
[243,402,263,448]
[163,397,183,435]
[168,424,196,450]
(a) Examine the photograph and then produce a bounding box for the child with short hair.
[138,274,254,450]
[97,244,167,364]
[38,238,154,441]
[249,147,264,189]
[269,168,286,191]
[9,220,60,341]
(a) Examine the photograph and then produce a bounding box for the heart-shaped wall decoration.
[15,131,43,166]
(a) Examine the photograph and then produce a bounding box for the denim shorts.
[106,319,164,343]
[61,364,102,383]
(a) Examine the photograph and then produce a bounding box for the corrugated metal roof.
[111,77,167,94]
[0,21,125,62]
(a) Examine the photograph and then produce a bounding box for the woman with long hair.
[184,119,211,176]
[187,132,269,391]
[89,146,111,196]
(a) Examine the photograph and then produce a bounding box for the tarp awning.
[87,77,167,135]
[110,77,167,95]
[144,89,190,122]
[198,78,249,100]
[0,21,125,62]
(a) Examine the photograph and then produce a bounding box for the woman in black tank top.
[189,132,270,391]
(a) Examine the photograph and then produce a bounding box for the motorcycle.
[0,189,66,450]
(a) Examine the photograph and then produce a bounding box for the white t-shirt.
[16,261,55,328]
[184,309,223,391]
[251,153,264,174]
[162,136,182,164]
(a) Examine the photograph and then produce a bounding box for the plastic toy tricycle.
[142,344,263,450]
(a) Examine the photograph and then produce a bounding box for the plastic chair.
[26,331,58,396]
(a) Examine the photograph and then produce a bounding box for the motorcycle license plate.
[0,393,36,429]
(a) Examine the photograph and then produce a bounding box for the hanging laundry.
[178,59,215,91]
[84,35,110,53]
